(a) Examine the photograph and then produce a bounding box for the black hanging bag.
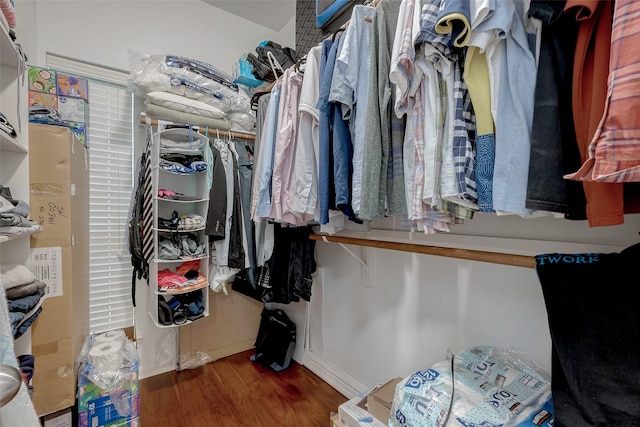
[250,308,296,372]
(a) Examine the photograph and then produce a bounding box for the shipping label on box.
[30,247,63,298]
[29,66,57,94]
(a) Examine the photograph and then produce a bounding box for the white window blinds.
[46,54,134,333]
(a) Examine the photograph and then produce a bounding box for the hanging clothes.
[332,5,376,216]
[568,0,640,183]
[563,0,624,227]
[526,0,587,220]
[473,0,537,216]
[360,0,406,221]
[269,67,304,224]
[535,243,640,426]
[291,45,322,223]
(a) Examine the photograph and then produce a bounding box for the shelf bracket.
[321,235,368,267]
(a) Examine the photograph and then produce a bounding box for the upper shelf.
[0,24,20,68]
[0,131,28,153]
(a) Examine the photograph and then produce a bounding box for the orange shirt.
[565,0,640,226]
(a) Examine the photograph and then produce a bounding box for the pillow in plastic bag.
[128,50,251,114]
[146,91,226,119]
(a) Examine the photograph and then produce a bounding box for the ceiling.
[201,0,296,32]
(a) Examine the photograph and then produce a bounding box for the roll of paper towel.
[94,330,125,344]
[88,342,123,370]
[93,330,125,351]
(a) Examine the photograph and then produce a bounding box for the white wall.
[15,0,297,380]
[16,0,296,75]
[304,214,640,397]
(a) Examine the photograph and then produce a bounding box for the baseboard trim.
[301,350,367,399]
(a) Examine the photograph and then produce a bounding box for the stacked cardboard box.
[338,377,403,427]
[27,66,88,147]
[29,124,90,416]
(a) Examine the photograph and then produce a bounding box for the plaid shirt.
[419,0,478,210]
[390,0,420,118]
[568,0,640,183]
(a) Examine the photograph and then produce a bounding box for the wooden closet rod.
[309,233,537,269]
[139,117,256,141]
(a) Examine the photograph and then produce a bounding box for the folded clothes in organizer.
[0,223,42,237]
[14,308,42,340]
[0,189,31,218]
[7,287,45,312]
[157,189,200,201]
[145,103,231,130]
[159,159,207,174]
[1,212,34,227]
[1,264,36,290]
[0,112,17,138]
[5,280,46,299]
[177,214,205,231]
[157,259,207,293]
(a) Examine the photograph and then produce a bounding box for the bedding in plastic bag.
[390,346,553,427]
[228,111,256,133]
[128,50,252,114]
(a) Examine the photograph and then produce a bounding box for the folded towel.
[1,264,36,290]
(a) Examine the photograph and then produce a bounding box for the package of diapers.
[390,346,554,427]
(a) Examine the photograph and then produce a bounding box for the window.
[46,54,134,333]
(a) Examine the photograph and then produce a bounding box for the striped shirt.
[567,0,640,183]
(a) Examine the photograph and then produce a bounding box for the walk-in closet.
[1,1,638,426]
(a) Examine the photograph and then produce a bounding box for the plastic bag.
[390,346,553,427]
[128,50,252,114]
[228,111,256,133]
[76,330,139,417]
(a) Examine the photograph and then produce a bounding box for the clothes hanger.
[266,51,284,81]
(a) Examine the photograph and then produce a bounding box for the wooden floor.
[139,350,347,426]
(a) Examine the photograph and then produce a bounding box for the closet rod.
[309,234,537,269]
[139,117,256,141]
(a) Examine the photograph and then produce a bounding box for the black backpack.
[246,41,299,82]
[128,143,150,306]
[251,308,296,371]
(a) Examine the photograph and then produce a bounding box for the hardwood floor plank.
[139,350,346,426]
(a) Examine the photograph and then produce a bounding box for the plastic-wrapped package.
[76,330,139,417]
[390,346,554,427]
[128,50,252,114]
[179,351,215,370]
[228,111,256,133]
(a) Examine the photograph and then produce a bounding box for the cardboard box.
[29,124,90,417]
[41,407,73,427]
[331,412,345,427]
[338,388,386,427]
[77,365,140,427]
[366,377,402,424]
